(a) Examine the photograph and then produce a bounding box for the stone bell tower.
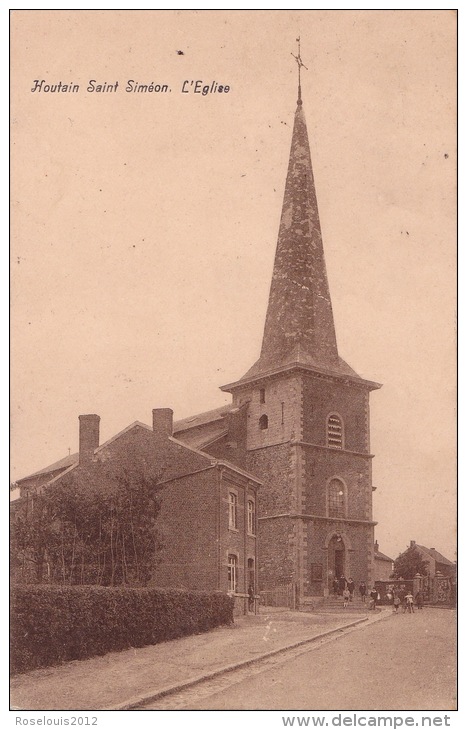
[221,50,381,603]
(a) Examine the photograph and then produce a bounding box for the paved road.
[141,609,456,711]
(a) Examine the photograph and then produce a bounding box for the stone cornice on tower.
[220,361,381,394]
[222,93,381,394]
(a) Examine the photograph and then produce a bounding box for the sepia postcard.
[10,9,457,721]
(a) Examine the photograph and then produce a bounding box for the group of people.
[332,575,355,606]
[332,576,427,613]
[332,575,375,608]
[333,576,381,609]
[391,589,424,613]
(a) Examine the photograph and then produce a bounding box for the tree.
[391,545,428,579]
[11,463,162,586]
[10,492,58,583]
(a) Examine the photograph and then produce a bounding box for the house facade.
[374,540,393,582]
[12,409,260,614]
[407,540,456,579]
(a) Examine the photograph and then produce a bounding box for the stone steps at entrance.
[299,596,374,613]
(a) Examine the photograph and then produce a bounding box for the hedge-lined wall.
[11,585,234,674]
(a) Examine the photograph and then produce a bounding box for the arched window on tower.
[327,414,343,449]
[259,414,268,430]
[328,478,346,519]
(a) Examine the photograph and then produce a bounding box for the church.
[12,71,381,607]
[174,78,382,606]
[174,78,381,606]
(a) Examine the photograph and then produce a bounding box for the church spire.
[255,88,340,376]
[222,50,375,392]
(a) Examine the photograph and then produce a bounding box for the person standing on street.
[347,577,355,602]
[338,575,347,596]
[405,591,415,613]
[393,592,401,614]
[343,587,351,608]
[415,591,424,609]
[369,586,378,610]
[359,581,367,602]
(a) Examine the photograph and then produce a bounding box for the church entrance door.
[328,534,346,591]
[334,548,344,579]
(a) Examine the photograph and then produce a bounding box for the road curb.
[107,614,386,711]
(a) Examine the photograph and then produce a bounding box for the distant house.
[407,540,456,578]
[11,409,260,613]
[374,540,393,581]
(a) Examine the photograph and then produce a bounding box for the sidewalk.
[11,607,389,711]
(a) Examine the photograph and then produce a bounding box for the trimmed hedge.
[11,585,234,674]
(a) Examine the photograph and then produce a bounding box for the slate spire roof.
[256,92,339,374]
[223,85,377,391]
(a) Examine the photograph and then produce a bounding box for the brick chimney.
[152,408,173,439]
[79,414,100,463]
[374,540,379,552]
[410,540,416,548]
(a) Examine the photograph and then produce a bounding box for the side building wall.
[151,469,221,591]
[219,472,258,612]
[374,558,393,582]
[152,466,258,613]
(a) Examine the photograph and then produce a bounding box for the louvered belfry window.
[327,415,343,449]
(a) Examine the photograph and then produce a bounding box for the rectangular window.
[228,554,238,592]
[229,491,238,529]
[259,388,265,404]
[247,499,256,534]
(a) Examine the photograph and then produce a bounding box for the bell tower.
[221,44,381,602]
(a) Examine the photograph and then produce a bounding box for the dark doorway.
[328,534,345,581]
[327,535,346,594]
[334,548,344,578]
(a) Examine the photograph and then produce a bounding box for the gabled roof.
[375,549,393,563]
[18,452,79,481]
[16,412,258,490]
[94,420,152,453]
[16,421,152,483]
[416,544,455,567]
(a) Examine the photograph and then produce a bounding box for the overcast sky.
[11,9,456,562]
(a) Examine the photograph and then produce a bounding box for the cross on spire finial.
[291,36,308,105]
